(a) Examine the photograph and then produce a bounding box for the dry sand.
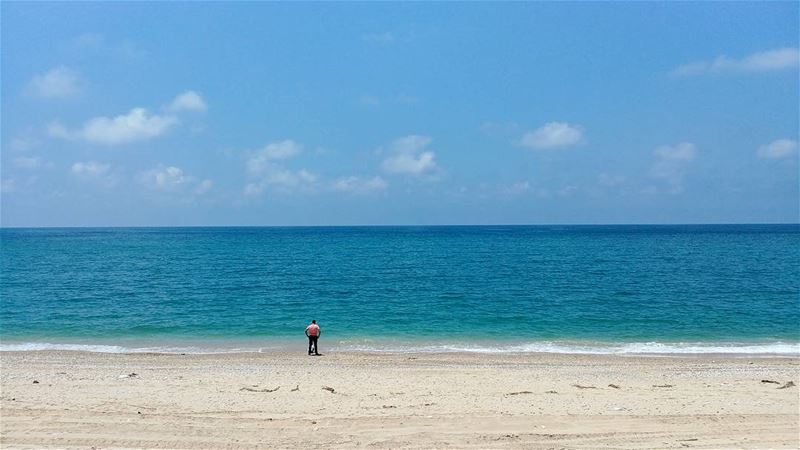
[0,350,798,449]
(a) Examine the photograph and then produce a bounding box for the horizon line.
[1,222,798,230]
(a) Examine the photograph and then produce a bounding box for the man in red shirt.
[305,320,321,355]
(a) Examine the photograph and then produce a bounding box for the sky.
[1,2,798,227]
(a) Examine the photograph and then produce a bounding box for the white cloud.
[332,175,388,193]
[244,169,317,196]
[243,183,261,196]
[195,179,213,195]
[139,165,191,191]
[265,168,316,188]
[1,179,17,194]
[381,135,438,175]
[503,181,531,195]
[48,91,203,146]
[654,142,696,161]
[71,161,118,187]
[46,122,71,140]
[167,91,207,113]
[649,142,696,194]
[71,161,110,177]
[247,140,303,174]
[757,139,798,159]
[383,152,436,175]
[28,66,82,98]
[9,135,41,152]
[519,122,584,149]
[671,47,799,76]
[49,108,178,145]
[13,156,43,169]
[138,164,211,195]
[497,181,550,198]
[557,185,579,197]
[244,140,316,195]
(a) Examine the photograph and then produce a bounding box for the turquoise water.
[1,225,798,354]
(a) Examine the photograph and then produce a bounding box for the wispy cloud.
[27,66,82,98]
[381,135,438,176]
[670,47,799,77]
[71,161,119,187]
[757,139,798,159]
[597,173,626,188]
[9,135,41,152]
[139,164,212,194]
[244,169,317,196]
[70,32,104,50]
[358,95,381,107]
[654,142,696,161]
[519,122,584,150]
[167,91,207,113]
[503,181,530,195]
[140,165,191,190]
[332,175,388,194]
[0,179,18,194]
[72,161,111,177]
[557,185,579,197]
[195,179,213,195]
[13,156,44,169]
[244,140,316,195]
[246,140,304,175]
[395,94,420,105]
[648,142,696,194]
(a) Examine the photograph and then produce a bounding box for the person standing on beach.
[305,320,321,355]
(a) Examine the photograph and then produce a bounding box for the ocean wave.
[331,340,800,356]
[3,340,797,356]
[0,342,276,354]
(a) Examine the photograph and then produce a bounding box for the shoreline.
[2,337,798,357]
[4,348,800,359]
[2,349,800,360]
[2,350,798,448]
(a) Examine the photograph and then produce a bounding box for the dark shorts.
[308,336,319,351]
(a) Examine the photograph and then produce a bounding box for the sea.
[1,225,798,356]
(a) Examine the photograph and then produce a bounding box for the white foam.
[2,340,798,356]
[0,342,279,354]
[331,340,800,356]
[0,342,130,353]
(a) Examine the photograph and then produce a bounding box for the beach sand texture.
[0,351,797,449]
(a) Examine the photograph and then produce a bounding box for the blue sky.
[1,2,798,226]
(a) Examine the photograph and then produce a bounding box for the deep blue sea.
[1,225,798,355]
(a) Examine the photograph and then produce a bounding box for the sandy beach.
[0,351,797,449]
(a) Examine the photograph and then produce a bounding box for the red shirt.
[306,324,320,337]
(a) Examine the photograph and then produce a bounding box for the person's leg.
[308,337,313,355]
[313,336,319,355]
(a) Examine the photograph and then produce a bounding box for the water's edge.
[2,339,797,356]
